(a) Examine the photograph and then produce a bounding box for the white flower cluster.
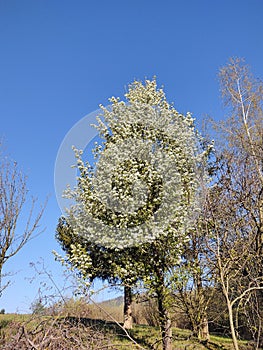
[66,80,207,249]
[53,244,92,280]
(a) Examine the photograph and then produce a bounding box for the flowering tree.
[57,78,209,349]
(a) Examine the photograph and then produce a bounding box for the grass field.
[0,313,252,350]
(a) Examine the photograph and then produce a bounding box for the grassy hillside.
[0,312,252,349]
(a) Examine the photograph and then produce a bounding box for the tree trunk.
[159,310,172,350]
[228,303,239,350]
[220,274,239,350]
[199,317,210,342]
[161,311,172,350]
[223,292,239,350]
[123,285,133,329]
[157,288,172,350]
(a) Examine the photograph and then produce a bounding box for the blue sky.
[0,0,263,313]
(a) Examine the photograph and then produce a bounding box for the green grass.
[0,313,29,328]
[124,325,249,350]
[0,314,252,350]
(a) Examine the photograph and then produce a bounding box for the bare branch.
[0,145,46,293]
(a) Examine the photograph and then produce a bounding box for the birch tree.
[206,58,263,350]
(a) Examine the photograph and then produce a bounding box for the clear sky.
[1,0,263,313]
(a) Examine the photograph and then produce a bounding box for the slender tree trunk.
[123,285,133,329]
[221,284,239,350]
[228,301,239,350]
[220,272,239,350]
[157,288,172,350]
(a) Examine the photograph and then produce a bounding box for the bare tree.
[0,146,45,295]
[171,223,214,342]
[205,58,263,350]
